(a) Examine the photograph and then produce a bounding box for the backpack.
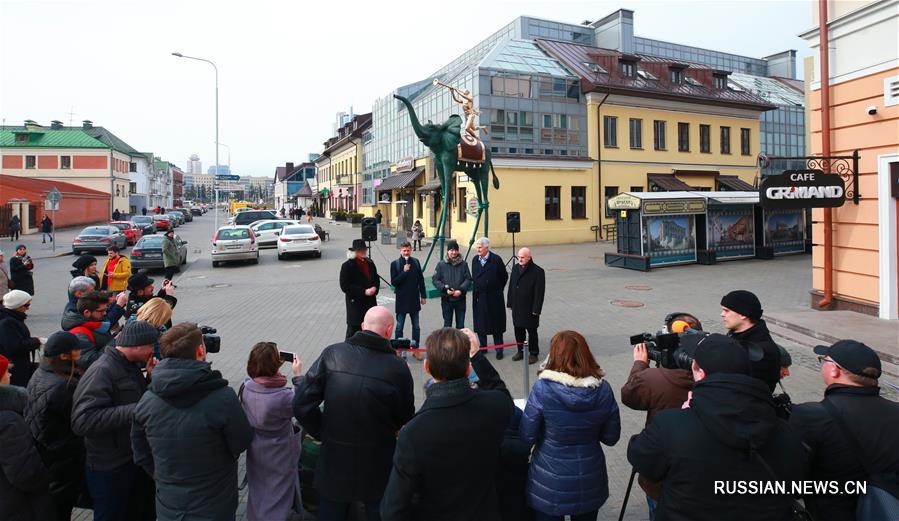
[823,399,899,521]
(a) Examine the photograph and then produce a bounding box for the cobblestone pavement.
[30,211,889,521]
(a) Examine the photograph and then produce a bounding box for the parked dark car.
[130,234,188,272]
[233,210,278,226]
[174,208,193,222]
[190,206,203,216]
[166,212,183,227]
[131,215,156,235]
[72,225,128,254]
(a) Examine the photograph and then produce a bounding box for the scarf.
[253,374,287,388]
[445,253,464,266]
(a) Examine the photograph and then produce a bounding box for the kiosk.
[606,192,706,271]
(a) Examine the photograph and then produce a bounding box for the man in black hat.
[432,240,471,329]
[720,289,781,392]
[125,272,177,320]
[71,320,159,521]
[628,334,806,521]
[339,239,379,339]
[789,340,899,521]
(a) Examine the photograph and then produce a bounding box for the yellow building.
[539,39,774,238]
[315,113,371,216]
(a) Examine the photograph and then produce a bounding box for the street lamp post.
[172,52,220,230]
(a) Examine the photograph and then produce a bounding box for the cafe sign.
[760,169,845,209]
[395,157,415,173]
[608,193,641,210]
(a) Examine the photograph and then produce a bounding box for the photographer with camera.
[627,334,807,521]
[124,273,177,321]
[131,322,252,521]
[293,306,414,520]
[720,290,781,392]
[620,313,702,520]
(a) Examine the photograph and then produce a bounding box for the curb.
[766,313,899,367]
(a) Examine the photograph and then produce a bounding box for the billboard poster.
[643,215,696,265]
[707,207,755,259]
[764,209,805,255]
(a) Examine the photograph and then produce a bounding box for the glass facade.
[634,37,769,76]
[363,26,585,205]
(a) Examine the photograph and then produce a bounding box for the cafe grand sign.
[760,169,846,209]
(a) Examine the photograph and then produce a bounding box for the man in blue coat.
[471,237,508,359]
[391,242,426,360]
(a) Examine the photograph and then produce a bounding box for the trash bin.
[380,230,392,245]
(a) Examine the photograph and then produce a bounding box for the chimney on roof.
[50,120,63,130]
[24,120,42,131]
[82,120,93,129]
[286,162,294,178]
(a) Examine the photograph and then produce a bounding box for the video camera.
[200,325,221,353]
[630,312,707,370]
[390,338,412,351]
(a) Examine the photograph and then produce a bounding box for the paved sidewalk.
[2,226,82,259]
[61,214,895,521]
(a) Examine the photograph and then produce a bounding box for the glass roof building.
[361,10,804,205]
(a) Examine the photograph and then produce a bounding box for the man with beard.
[432,240,471,329]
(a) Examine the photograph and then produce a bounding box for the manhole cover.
[611,299,644,308]
[625,285,652,291]
[209,283,231,288]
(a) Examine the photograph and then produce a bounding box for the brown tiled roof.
[322,113,373,154]
[717,175,755,191]
[648,174,692,191]
[0,174,107,200]
[535,39,775,111]
[416,178,442,192]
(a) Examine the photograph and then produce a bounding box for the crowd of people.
[0,232,896,521]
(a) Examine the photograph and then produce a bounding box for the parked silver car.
[211,225,259,267]
[72,225,128,254]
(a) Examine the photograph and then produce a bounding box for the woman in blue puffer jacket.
[520,330,621,521]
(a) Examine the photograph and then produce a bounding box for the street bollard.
[522,340,530,398]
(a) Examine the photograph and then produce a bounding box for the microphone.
[669,320,692,333]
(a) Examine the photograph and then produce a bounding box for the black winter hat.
[446,240,460,251]
[117,320,160,348]
[720,290,763,321]
[72,255,98,272]
[693,333,751,376]
[43,331,81,357]
[128,273,154,291]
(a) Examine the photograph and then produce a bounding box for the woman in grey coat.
[240,342,303,521]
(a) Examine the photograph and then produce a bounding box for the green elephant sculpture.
[394,94,500,269]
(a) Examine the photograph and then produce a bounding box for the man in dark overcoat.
[390,241,426,359]
[507,247,545,364]
[471,237,508,359]
[340,239,380,339]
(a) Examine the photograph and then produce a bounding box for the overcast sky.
[0,0,815,177]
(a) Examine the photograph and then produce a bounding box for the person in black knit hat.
[720,290,781,392]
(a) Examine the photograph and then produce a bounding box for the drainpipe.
[109,150,115,218]
[595,90,610,238]
[818,0,833,309]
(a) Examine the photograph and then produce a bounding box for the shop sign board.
[607,193,641,210]
[642,198,706,215]
[760,169,845,209]
[395,157,415,173]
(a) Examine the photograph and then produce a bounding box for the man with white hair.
[293,306,415,520]
[471,237,508,359]
[507,247,545,365]
[64,276,127,322]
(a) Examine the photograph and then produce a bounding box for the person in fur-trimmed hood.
[519,330,621,520]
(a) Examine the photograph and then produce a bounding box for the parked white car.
[211,225,259,267]
[277,224,322,260]
[249,219,301,248]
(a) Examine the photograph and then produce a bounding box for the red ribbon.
[399,342,522,354]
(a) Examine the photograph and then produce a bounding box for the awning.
[376,167,424,191]
[648,174,692,191]
[716,175,755,191]
[416,178,442,192]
